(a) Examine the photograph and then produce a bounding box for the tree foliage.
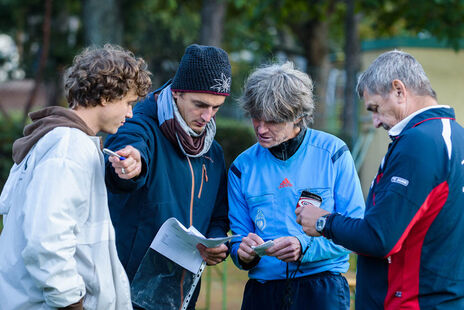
[0,0,82,81]
[360,0,464,49]
[0,0,463,186]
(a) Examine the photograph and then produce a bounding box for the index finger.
[108,155,121,164]
[246,233,264,245]
[116,146,134,157]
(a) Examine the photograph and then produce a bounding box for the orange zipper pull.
[198,164,208,199]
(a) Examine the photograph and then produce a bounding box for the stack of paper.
[150,217,238,273]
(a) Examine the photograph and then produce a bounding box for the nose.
[126,105,133,119]
[255,121,269,134]
[201,107,214,123]
[372,114,381,128]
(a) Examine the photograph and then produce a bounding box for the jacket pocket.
[298,187,335,212]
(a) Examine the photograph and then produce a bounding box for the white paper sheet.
[150,217,238,273]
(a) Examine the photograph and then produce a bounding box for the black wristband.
[238,255,261,270]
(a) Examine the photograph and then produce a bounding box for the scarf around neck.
[157,84,216,157]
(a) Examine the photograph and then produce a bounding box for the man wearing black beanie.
[103,44,231,310]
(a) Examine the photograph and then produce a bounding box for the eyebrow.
[192,100,223,108]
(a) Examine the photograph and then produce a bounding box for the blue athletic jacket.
[104,84,229,282]
[323,106,464,309]
[228,129,365,280]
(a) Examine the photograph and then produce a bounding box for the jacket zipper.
[198,164,208,199]
[186,157,195,226]
[180,157,196,310]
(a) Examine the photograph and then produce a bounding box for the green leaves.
[360,0,464,50]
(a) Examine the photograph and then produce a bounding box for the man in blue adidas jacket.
[296,50,464,309]
[228,62,365,310]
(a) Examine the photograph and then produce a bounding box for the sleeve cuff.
[58,297,84,310]
[322,213,338,239]
[238,255,261,270]
[295,234,313,262]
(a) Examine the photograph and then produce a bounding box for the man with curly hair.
[104,44,231,310]
[0,44,151,310]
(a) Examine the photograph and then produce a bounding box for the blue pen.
[103,148,126,160]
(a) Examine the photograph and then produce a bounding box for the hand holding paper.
[251,240,274,257]
[150,218,237,273]
[196,243,228,265]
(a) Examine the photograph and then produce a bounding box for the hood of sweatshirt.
[12,106,96,164]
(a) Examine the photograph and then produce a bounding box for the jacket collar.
[388,105,455,140]
[269,128,306,160]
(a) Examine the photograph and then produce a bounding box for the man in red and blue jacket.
[296,50,464,309]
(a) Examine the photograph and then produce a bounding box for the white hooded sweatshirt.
[0,123,132,309]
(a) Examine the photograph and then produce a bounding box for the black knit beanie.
[171,44,231,96]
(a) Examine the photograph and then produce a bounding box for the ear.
[391,79,407,101]
[171,90,179,99]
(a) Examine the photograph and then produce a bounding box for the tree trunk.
[82,0,123,45]
[199,0,226,47]
[343,0,361,147]
[22,0,52,124]
[46,66,65,107]
[292,19,330,130]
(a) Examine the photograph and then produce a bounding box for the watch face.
[316,216,327,233]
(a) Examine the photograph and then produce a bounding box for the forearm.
[323,213,390,257]
[105,159,147,193]
[23,240,86,307]
[22,159,88,307]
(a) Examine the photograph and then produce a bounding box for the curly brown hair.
[64,44,152,108]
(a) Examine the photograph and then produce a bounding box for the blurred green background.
[1,1,464,308]
[0,0,463,189]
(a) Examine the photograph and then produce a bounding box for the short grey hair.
[356,50,436,99]
[240,61,314,129]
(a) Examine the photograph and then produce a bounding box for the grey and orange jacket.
[104,82,229,282]
[323,106,464,309]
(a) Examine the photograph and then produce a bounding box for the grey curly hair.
[64,44,152,108]
[240,61,314,129]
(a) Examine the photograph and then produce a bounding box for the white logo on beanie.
[210,73,231,93]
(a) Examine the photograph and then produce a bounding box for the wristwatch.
[315,214,331,234]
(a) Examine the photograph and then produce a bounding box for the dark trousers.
[241,271,350,310]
